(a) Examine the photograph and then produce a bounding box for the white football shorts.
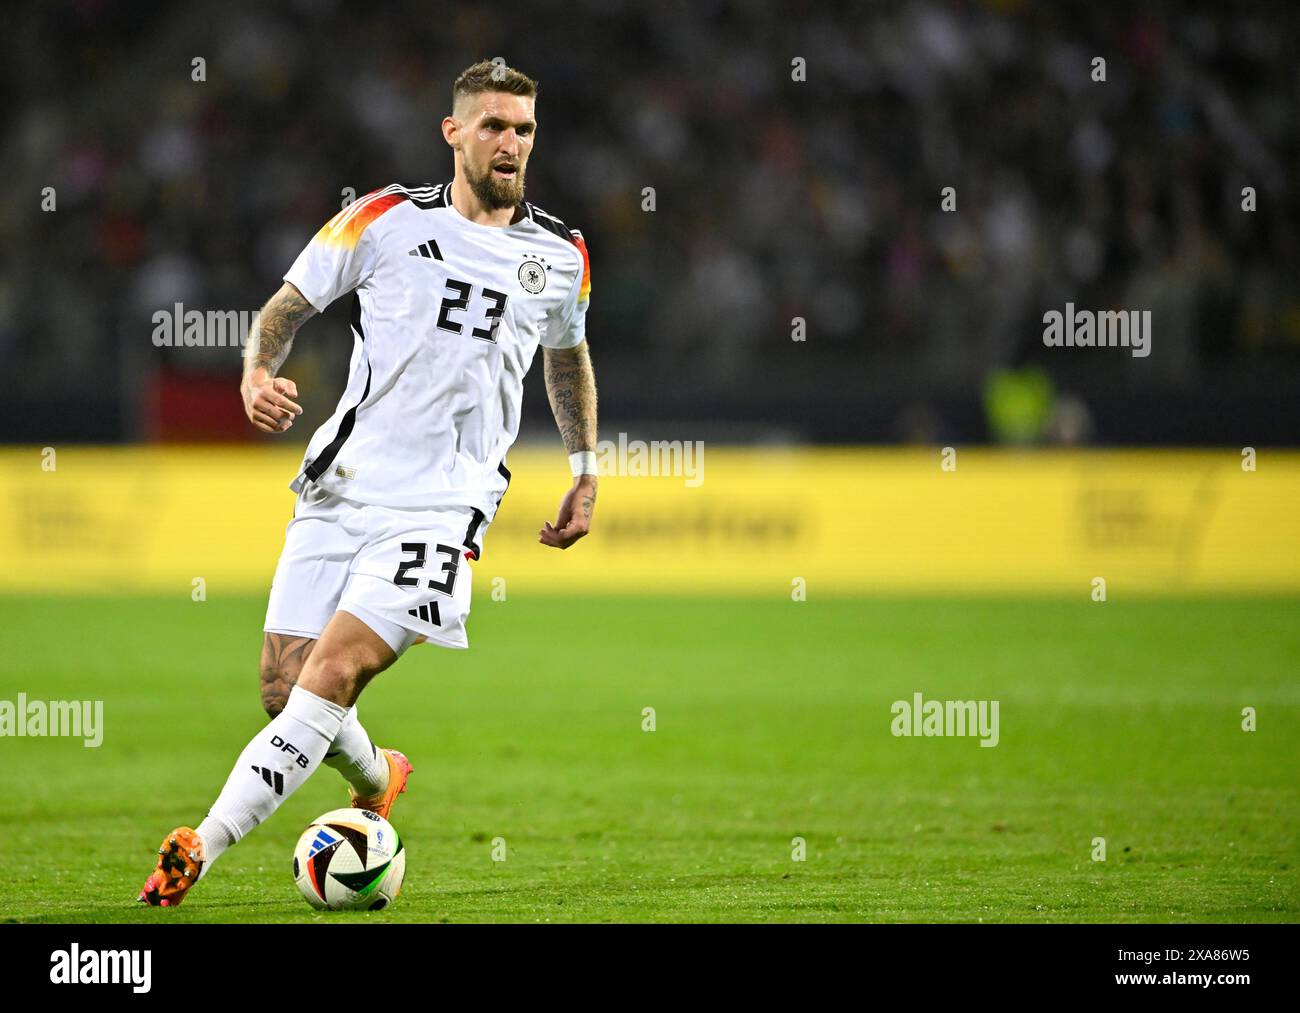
[264,483,492,655]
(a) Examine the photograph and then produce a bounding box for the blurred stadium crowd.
[2,0,1296,444]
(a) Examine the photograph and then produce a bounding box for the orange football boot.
[138,827,205,907]
[349,749,413,820]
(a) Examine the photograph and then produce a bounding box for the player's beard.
[466,158,526,210]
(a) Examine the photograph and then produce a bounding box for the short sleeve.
[284,191,401,312]
[540,230,591,349]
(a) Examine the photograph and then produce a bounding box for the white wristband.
[569,451,598,477]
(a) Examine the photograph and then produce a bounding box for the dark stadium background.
[2,0,1296,447]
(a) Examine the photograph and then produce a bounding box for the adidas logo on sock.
[251,765,285,795]
[408,601,442,626]
[408,239,443,260]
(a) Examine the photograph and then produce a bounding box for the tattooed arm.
[539,339,598,549]
[240,282,315,434]
[543,339,598,455]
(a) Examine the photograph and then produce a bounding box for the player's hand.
[539,474,596,549]
[242,373,303,434]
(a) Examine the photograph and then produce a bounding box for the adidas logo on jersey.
[408,239,443,260]
[408,601,442,626]
[251,765,285,795]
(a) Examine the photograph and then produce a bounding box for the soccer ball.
[292,808,406,911]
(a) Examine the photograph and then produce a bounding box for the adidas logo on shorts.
[408,601,442,626]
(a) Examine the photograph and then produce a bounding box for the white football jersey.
[282,181,591,516]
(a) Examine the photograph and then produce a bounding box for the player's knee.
[297,652,363,706]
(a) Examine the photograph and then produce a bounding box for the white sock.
[322,706,390,798]
[195,685,347,875]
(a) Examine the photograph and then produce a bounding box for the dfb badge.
[518,259,547,294]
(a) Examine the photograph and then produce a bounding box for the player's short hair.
[452,60,538,112]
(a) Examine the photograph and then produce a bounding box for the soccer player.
[139,60,598,906]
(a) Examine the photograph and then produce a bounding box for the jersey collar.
[444,180,534,227]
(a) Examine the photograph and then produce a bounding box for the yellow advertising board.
[0,446,1296,596]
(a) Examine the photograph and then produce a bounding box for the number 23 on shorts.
[392,542,461,595]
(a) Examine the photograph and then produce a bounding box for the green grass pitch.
[0,595,1296,923]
